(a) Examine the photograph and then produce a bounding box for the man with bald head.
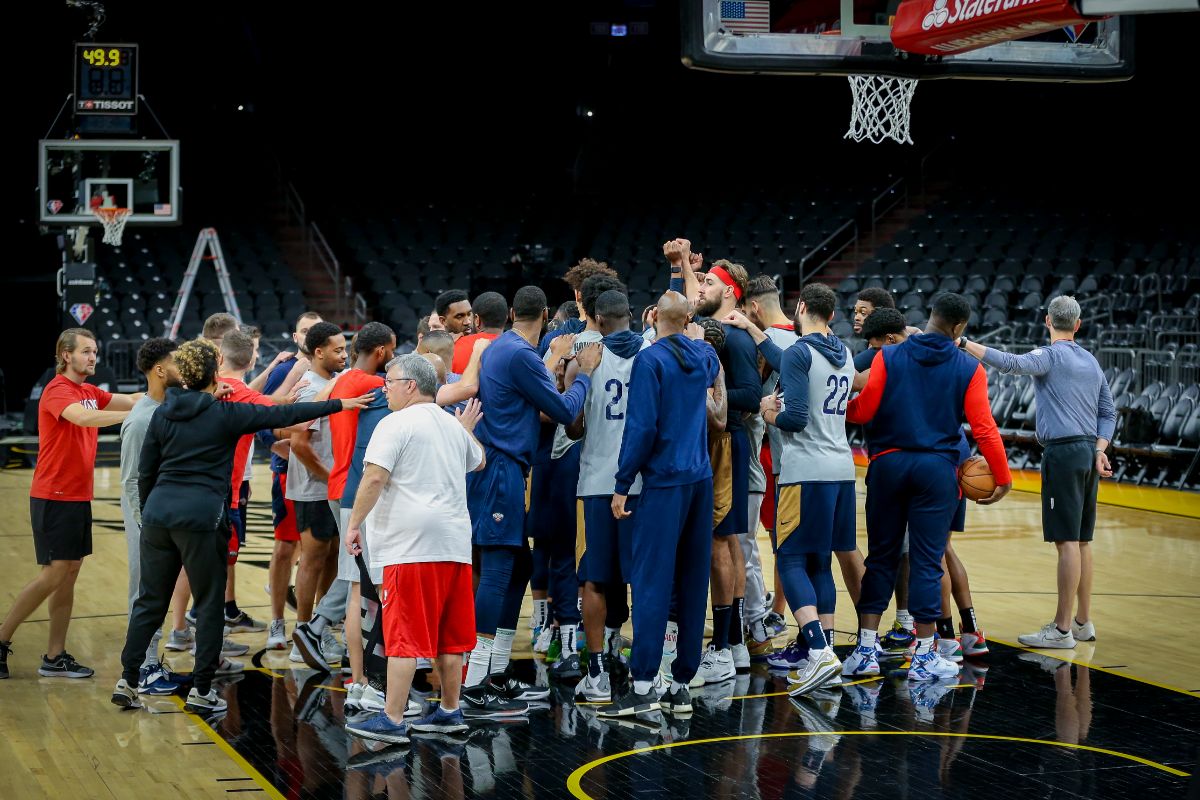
[600,291,720,718]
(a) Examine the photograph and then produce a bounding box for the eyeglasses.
[384,377,415,388]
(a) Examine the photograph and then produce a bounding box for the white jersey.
[576,340,644,497]
[777,341,856,485]
[551,330,603,460]
[763,325,799,476]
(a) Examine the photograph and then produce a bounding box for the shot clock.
[74,43,138,115]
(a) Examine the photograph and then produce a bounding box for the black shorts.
[1040,439,1099,543]
[30,498,93,565]
[294,499,339,542]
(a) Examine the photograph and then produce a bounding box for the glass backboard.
[39,139,181,226]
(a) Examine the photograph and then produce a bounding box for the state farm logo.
[922,0,1044,30]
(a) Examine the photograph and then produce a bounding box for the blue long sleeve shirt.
[474,330,591,468]
[719,324,761,433]
[614,334,720,495]
[340,388,389,509]
[256,357,300,474]
[981,340,1117,443]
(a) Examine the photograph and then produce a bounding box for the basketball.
[959,455,995,501]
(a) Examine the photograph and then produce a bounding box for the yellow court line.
[566,731,1190,798]
[168,696,288,800]
[989,635,1200,699]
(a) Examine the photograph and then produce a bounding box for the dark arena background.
[2,2,1199,798]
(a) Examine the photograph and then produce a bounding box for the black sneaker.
[488,668,551,702]
[661,684,693,715]
[0,640,11,679]
[549,652,583,681]
[458,684,528,719]
[39,652,94,678]
[286,585,298,613]
[291,622,330,672]
[597,686,660,718]
[224,611,266,633]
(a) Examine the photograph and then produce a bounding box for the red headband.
[709,265,743,300]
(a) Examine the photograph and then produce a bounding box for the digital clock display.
[75,43,138,115]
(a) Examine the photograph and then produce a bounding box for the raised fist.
[663,240,684,266]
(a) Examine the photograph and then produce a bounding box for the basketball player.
[452,292,507,374]
[0,329,143,680]
[435,290,473,340]
[464,286,600,715]
[600,291,719,717]
[852,288,897,370]
[843,293,1011,682]
[693,259,757,682]
[564,284,645,701]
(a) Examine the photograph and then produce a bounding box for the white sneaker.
[936,638,964,663]
[215,657,244,675]
[731,642,751,670]
[289,644,306,663]
[267,619,288,650]
[359,684,386,713]
[841,645,881,677]
[1071,619,1096,642]
[185,688,227,713]
[345,682,365,712]
[689,645,736,687]
[164,628,195,652]
[533,625,555,654]
[321,628,345,662]
[787,647,842,697]
[908,650,960,682]
[575,671,612,702]
[1018,623,1077,649]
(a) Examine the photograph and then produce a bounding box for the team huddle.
[1,238,1024,745]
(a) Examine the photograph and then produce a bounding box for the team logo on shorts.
[492,513,505,523]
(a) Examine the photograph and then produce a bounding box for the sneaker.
[289,644,306,663]
[661,684,693,715]
[1018,623,1077,649]
[960,631,990,658]
[1072,619,1097,642]
[185,687,228,713]
[692,678,736,713]
[597,686,661,718]
[345,711,411,745]
[215,657,244,675]
[841,645,881,678]
[489,667,551,701]
[766,640,809,671]
[842,683,881,728]
[458,684,528,719]
[291,622,330,671]
[267,619,288,650]
[164,628,195,651]
[787,648,842,697]
[111,678,142,709]
[908,649,960,682]
[936,637,964,663]
[405,697,425,716]
[184,611,231,636]
[1019,652,1069,674]
[881,621,915,651]
[909,681,956,722]
[763,610,788,638]
[224,611,266,633]
[360,684,387,713]
[346,682,366,712]
[533,625,556,655]
[410,706,469,735]
[39,652,94,678]
[0,640,11,679]
[746,636,775,660]
[137,663,180,696]
[575,671,611,703]
[689,645,736,687]
[322,628,346,660]
[192,637,249,657]
[549,653,583,681]
[731,642,751,670]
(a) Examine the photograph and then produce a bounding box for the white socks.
[492,628,516,674]
[141,629,163,669]
[858,628,879,650]
[604,626,621,651]
[634,679,653,695]
[466,635,493,686]
[897,609,915,630]
[559,624,578,655]
[531,599,548,630]
[663,620,679,654]
[914,636,935,656]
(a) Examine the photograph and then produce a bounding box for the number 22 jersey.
[777,334,857,486]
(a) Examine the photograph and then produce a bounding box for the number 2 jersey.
[576,329,648,498]
[776,333,857,486]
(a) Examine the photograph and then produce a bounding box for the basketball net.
[845,74,918,145]
[92,207,131,246]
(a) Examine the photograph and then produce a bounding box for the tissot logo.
[78,99,135,111]
[922,0,1044,30]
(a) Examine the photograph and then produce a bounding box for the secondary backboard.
[39,139,181,226]
[682,0,1134,80]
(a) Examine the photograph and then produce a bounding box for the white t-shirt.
[364,402,483,567]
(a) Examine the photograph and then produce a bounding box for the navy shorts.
[950,496,967,533]
[578,495,637,585]
[526,444,581,542]
[468,451,528,548]
[714,428,750,537]
[773,480,856,555]
[228,480,251,546]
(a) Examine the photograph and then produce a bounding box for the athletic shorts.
[714,428,750,537]
[272,472,300,543]
[225,481,251,564]
[294,499,339,542]
[30,498,92,565]
[578,495,637,585]
[526,445,580,542]
[335,504,383,584]
[467,451,527,547]
[1041,439,1099,543]
[381,562,476,658]
[950,497,967,534]
[773,481,856,555]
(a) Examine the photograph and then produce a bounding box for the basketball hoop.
[845,75,918,145]
[92,207,131,246]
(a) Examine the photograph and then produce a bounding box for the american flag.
[720,0,770,34]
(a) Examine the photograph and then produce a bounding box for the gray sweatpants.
[742,492,769,625]
[120,490,162,667]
